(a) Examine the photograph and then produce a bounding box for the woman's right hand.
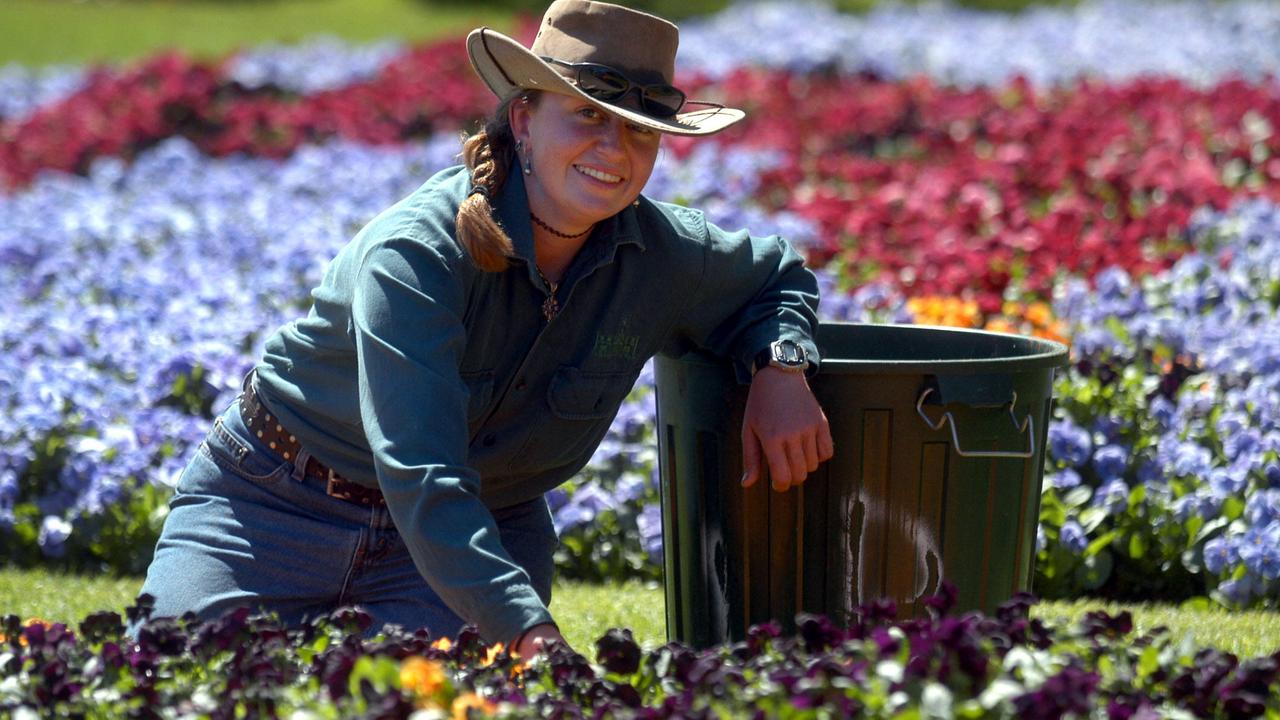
[512,622,567,658]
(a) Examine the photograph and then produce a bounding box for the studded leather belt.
[238,379,386,507]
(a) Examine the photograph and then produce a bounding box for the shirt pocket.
[547,367,636,420]
[511,366,639,473]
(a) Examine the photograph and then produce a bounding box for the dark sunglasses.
[541,56,688,118]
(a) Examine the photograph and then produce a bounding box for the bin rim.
[662,322,1070,375]
[816,322,1070,374]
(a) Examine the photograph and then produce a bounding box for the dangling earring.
[515,140,532,176]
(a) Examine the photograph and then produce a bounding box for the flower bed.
[3,589,1279,718]
[3,0,1280,614]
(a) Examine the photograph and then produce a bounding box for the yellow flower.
[400,657,447,701]
[452,692,497,719]
[431,636,453,652]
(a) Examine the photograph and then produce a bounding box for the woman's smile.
[574,164,624,184]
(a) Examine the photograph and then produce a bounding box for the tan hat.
[466,0,744,136]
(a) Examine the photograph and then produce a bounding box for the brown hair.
[456,92,536,272]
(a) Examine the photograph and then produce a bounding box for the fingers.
[817,414,835,461]
[802,432,819,472]
[766,438,793,492]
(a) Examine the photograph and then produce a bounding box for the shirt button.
[483,433,497,447]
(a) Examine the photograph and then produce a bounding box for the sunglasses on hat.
[541,56,688,118]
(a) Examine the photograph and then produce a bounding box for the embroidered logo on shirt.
[593,330,640,361]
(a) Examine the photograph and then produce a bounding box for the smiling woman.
[134,0,831,661]
[0,0,510,67]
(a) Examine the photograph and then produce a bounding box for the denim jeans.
[136,398,558,639]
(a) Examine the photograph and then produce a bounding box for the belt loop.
[290,448,311,482]
[242,368,256,394]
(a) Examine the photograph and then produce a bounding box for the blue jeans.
[137,399,558,639]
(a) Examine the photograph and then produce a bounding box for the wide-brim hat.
[466,0,744,137]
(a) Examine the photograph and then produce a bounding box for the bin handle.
[915,387,1035,459]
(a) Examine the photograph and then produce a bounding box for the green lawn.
[0,0,1080,69]
[4,568,1278,657]
[0,0,515,68]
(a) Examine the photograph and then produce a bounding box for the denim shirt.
[253,164,820,643]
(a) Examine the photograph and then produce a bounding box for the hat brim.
[467,27,744,137]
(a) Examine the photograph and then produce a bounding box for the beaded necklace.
[530,211,592,240]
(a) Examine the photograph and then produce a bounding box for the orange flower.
[452,692,497,719]
[1024,301,1054,328]
[1034,322,1071,346]
[2,618,52,647]
[431,636,453,652]
[984,318,1018,335]
[400,657,446,701]
[481,642,505,667]
[909,295,980,327]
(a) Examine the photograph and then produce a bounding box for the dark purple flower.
[923,581,958,617]
[125,593,156,626]
[1079,610,1133,641]
[327,606,373,635]
[796,613,843,652]
[595,628,642,675]
[79,610,124,643]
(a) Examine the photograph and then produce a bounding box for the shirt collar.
[493,171,648,278]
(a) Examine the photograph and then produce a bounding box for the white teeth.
[576,165,622,183]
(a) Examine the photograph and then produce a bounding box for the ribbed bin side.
[655,323,1068,648]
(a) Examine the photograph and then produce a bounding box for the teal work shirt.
[253,164,820,643]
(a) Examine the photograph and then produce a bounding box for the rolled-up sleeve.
[351,237,552,643]
[673,216,822,382]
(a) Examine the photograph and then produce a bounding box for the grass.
[0,0,1089,69]
[4,567,1279,657]
[0,0,515,68]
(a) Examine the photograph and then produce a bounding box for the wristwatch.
[751,340,811,376]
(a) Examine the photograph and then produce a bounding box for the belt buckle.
[325,469,351,501]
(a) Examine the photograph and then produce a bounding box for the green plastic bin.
[655,322,1070,648]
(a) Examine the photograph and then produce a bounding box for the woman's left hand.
[740,367,834,491]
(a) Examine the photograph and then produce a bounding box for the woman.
[138,0,833,657]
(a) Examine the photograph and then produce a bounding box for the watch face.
[771,341,806,367]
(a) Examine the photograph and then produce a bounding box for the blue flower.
[1208,467,1248,498]
[1049,418,1093,468]
[636,503,663,562]
[1059,520,1088,555]
[1223,428,1263,465]
[615,473,648,504]
[1218,576,1255,607]
[1092,444,1129,482]
[1266,463,1280,489]
[1203,536,1238,575]
[1238,526,1280,581]
[570,481,616,515]
[1050,468,1082,491]
[1170,441,1212,478]
[553,502,595,536]
[1148,396,1176,428]
[1094,479,1130,515]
